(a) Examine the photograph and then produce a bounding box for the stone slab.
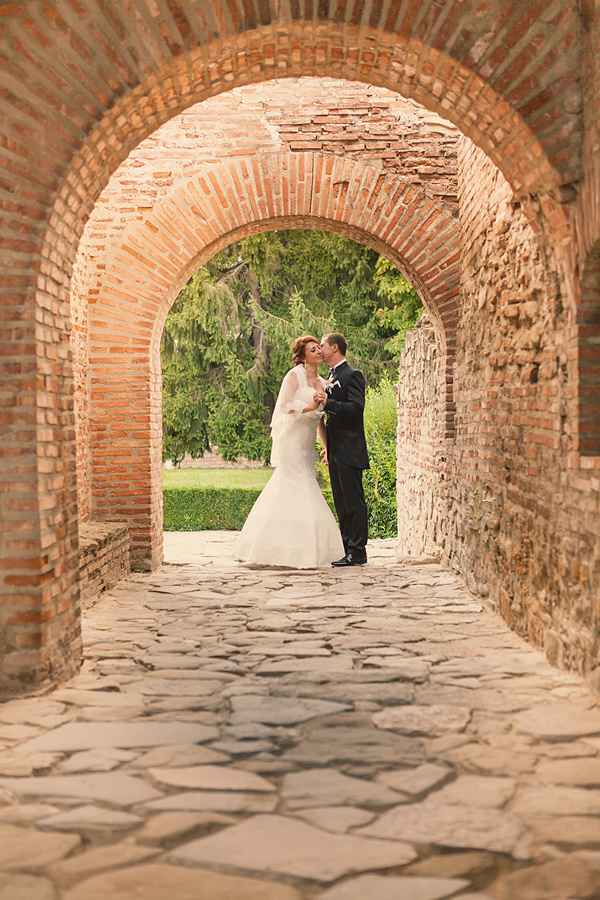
[359,659,431,681]
[142,790,278,814]
[319,874,470,900]
[284,726,425,767]
[51,689,145,708]
[0,751,62,777]
[486,856,600,900]
[0,725,41,743]
[535,756,600,786]
[135,811,236,846]
[57,748,136,774]
[39,804,142,834]
[210,739,274,755]
[230,694,349,725]
[373,705,471,737]
[69,705,147,722]
[445,742,537,775]
[64,863,302,900]
[427,776,516,808]
[0,822,80,871]
[294,806,375,833]
[148,765,276,792]
[248,644,332,657]
[49,844,160,888]
[254,657,354,674]
[513,702,600,741]
[0,873,57,900]
[0,773,162,807]
[16,722,218,752]
[132,743,228,768]
[404,851,497,878]
[281,768,402,809]
[293,682,416,705]
[169,813,417,881]
[526,815,600,844]
[122,679,222,696]
[0,698,66,725]
[512,785,600,817]
[358,803,527,855]
[376,764,453,797]
[0,803,60,825]
[135,654,206,669]
[420,686,538,714]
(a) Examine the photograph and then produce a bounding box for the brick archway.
[0,1,592,691]
[52,16,577,264]
[86,153,460,569]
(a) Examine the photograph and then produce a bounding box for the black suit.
[324,361,369,556]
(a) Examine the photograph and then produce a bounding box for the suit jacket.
[324,361,370,470]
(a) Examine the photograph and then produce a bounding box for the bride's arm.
[302,398,321,412]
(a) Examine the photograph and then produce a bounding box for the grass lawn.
[163,467,272,490]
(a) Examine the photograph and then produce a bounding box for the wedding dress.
[235,365,344,568]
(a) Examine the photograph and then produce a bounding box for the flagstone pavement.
[2,532,600,899]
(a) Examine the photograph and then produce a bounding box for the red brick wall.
[397,137,600,686]
[0,277,81,694]
[458,139,600,684]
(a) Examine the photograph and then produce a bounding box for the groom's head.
[321,333,347,365]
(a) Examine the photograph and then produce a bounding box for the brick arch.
[54,17,576,264]
[87,152,460,569]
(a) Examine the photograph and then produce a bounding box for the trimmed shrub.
[363,377,398,538]
[163,487,262,531]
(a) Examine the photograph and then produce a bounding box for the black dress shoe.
[332,552,368,567]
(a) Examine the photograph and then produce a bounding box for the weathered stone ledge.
[79,522,130,608]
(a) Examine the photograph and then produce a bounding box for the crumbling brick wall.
[398,137,600,685]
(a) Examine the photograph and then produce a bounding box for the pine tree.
[161,230,422,464]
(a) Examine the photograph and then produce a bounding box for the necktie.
[328,368,334,379]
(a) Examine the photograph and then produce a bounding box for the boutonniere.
[324,375,341,393]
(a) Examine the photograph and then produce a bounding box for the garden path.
[1,533,600,898]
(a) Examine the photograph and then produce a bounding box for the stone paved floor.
[2,533,600,899]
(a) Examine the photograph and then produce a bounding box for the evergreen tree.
[161,230,422,464]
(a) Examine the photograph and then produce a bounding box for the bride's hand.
[320,447,328,466]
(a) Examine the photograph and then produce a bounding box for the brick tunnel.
[1,0,599,699]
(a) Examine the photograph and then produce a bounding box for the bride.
[235,336,344,568]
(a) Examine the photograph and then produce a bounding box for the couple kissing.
[236,332,369,569]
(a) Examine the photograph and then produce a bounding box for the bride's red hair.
[292,335,319,366]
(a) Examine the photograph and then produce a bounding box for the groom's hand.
[314,390,327,405]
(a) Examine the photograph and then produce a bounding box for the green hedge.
[362,377,398,538]
[163,487,262,531]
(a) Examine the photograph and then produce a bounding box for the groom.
[314,333,369,567]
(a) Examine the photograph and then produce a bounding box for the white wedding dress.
[235,365,344,568]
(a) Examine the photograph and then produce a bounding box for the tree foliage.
[161,229,422,464]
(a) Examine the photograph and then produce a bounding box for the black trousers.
[329,457,368,555]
